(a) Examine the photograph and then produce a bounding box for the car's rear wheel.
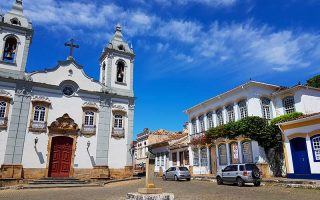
[252,169,260,179]
[254,181,261,187]
[174,175,179,181]
[237,177,244,187]
[216,176,223,185]
[162,175,167,181]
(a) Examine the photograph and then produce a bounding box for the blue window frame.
[311,135,320,162]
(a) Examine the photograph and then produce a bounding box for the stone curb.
[191,176,320,190]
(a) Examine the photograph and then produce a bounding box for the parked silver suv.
[216,164,262,187]
[163,166,191,181]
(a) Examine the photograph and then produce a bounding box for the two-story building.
[185,81,320,176]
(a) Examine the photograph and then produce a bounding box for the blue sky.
[1,0,320,138]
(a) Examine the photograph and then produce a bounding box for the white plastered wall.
[108,100,129,169]
[22,88,99,169]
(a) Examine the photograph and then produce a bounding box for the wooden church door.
[49,136,73,177]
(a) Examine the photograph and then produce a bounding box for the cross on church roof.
[64,39,79,59]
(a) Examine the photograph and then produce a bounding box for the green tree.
[306,74,320,88]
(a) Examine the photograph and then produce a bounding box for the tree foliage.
[306,74,320,88]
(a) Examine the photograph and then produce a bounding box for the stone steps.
[22,183,101,189]
[28,178,90,186]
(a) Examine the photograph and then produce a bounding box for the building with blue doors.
[279,113,320,179]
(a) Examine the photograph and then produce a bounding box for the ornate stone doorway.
[48,136,73,177]
[46,114,80,178]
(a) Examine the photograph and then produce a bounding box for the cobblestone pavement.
[1,178,320,200]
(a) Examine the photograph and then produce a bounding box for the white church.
[0,0,135,180]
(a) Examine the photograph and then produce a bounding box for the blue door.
[290,137,311,176]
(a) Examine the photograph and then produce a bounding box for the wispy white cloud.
[1,0,319,76]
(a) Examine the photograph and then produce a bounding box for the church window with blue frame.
[312,135,320,162]
[114,114,123,129]
[33,106,46,122]
[84,111,94,126]
[0,101,7,119]
[2,36,18,63]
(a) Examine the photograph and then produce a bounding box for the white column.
[177,151,180,166]
[164,153,167,170]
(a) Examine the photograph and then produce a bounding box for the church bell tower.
[99,24,134,97]
[0,0,33,79]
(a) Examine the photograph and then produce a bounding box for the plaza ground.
[0,178,320,200]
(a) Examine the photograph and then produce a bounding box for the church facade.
[0,1,135,180]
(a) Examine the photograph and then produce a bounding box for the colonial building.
[147,129,188,175]
[0,1,135,180]
[135,128,151,167]
[278,113,320,179]
[185,81,320,176]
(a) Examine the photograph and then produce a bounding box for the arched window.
[33,106,46,122]
[230,142,239,164]
[238,100,248,119]
[0,101,7,119]
[216,109,224,126]
[191,118,197,134]
[10,18,21,26]
[200,148,208,166]
[218,144,227,165]
[199,115,205,132]
[283,96,295,114]
[261,97,271,120]
[226,104,235,123]
[206,112,214,129]
[116,61,125,83]
[311,135,320,162]
[114,114,123,129]
[2,37,17,62]
[84,111,94,126]
[242,141,253,163]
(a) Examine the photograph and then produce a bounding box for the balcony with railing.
[29,120,47,133]
[111,128,125,139]
[0,117,8,129]
[81,124,96,136]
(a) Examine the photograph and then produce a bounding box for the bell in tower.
[3,37,17,62]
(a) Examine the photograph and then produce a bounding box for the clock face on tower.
[62,85,75,96]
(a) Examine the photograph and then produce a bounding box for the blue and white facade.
[0,1,135,179]
[279,114,320,179]
[185,81,320,175]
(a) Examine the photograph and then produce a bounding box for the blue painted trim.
[287,173,320,180]
[310,134,320,163]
